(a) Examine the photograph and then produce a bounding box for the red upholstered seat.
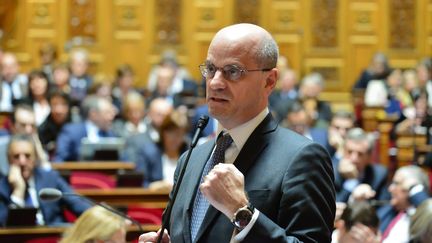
[70,171,116,189]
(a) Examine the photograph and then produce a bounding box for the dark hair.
[157,110,189,150]
[116,64,134,79]
[48,89,71,105]
[340,201,379,231]
[27,69,50,100]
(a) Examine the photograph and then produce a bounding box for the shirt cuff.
[10,195,25,208]
[343,179,360,192]
[233,208,260,242]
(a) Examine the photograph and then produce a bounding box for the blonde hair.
[60,206,126,243]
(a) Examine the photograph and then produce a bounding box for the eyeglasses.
[199,63,272,81]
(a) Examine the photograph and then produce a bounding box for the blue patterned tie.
[190,132,233,241]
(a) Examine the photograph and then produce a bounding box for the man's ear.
[265,68,278,89]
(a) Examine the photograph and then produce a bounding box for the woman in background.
[60,205,126,243]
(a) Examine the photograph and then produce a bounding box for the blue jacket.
[0,168,90,226]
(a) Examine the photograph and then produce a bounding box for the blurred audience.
[112,91,147,138]
[112,64,138,112]
[38,90,71,159]
[326,111,355,159]
[299,72,332,128]
[60,205,126,243]
[282,101,328,147]
[68,48,93,106]
[378,165,430,243]
[0,104,49,176]
[269,69,299,121]
[54,95,117,162]
[334,128,390,203]
[39,42,57,84]
[18,70,51,126]
[135,110,189,189]
[332,201,380,243]
[52,63,71,94]
[0,53,28,112]
[0,134,90,226]
[353,52,391,90]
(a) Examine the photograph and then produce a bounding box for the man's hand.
[350,184,376,201]
[138,229,170,243]
[338,158,359,179]
[200,163,249,219]
[349,223,381,243]
[8,164,26,200]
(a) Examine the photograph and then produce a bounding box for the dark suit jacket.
[333,159,390,203]
[0,168,90,226]
[168,114,335,243]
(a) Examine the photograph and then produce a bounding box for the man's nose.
[208,70,226,89]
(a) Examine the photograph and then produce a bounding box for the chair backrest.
[70,171,116,189]
[127,206,163,225]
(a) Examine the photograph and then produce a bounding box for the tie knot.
[216,133,233,152]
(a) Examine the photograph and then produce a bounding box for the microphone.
[38,188,143,232]
[157,115,209,243]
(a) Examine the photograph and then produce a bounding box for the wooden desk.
[0,224,159,242]
[52,162,135,175]
[76,188,170,208]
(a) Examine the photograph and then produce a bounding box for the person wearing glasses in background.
[139,23,335,243]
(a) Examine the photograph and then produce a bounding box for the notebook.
[6,207,37,226]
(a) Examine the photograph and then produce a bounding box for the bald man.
[0,53,28,111]
[139,23,335,243]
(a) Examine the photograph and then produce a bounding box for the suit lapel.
[195,114,278,242]
[177,140,215,242]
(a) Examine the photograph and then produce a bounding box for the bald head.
[1,53,20,82]
[210,24,278,69]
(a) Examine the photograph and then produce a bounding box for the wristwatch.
[232,203,255,231]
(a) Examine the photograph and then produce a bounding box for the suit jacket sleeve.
[54,125,78,162]
[243,143,335,243]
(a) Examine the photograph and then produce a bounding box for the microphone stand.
[62,192,144,232]
[157,115,209,243]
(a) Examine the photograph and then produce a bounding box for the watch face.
[235,209,253,228]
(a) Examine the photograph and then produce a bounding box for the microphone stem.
[63,193,144,232]
[157,134,198,243]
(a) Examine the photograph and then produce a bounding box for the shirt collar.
[216,108,269,151]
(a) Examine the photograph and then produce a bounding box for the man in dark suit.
[0,134,90,226]
[54,95,117,162]
[334,128,390,203]
[139,23,335,243]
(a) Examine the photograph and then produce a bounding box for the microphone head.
[197,115,209,129]
[39,188,63,201]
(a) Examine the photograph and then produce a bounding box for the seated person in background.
[54,95,117,162]
[353,52,391,90]
[409,199,432,243]
[135,110,189,189]
[38,90,71,159]
[282,101,328,147]
[60,205,126,243]
[334,128,390,203]
[51,63,71,94]
[112,91,147,138]
[112,64,139,113]
[395,90,428,135]
[0,104,50,176]
[39,42,57,84]
[268,69,299,121]
[0,53,28,112]
[0,134,90,226]
[298,72,332,128]
[332,201,380,243]
[378,165,430,243]
[325,111,355,159]
[17,69,51,126]
[68,48,93,107]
